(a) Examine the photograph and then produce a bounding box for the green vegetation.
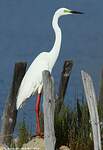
[17,120,31,148]
[54,97,103,150]
[14,98,103,149]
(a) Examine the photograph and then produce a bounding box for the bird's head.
[55,8,83,17]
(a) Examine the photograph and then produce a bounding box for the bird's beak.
[64,9,84,15]
[70,10,84,14]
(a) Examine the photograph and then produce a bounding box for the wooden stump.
[42,70,56,150]
[81,70,101,150]
[0,62,27,146]
[56,60,73,114]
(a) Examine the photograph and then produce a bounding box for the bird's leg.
[35,93,41,135]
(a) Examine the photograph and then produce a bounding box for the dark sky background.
[0,0,103,133]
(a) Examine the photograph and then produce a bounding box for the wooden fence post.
[99,69,103,103]
[81,70,101,150]
[42,70,56,150]
[56,60,73,114]
[0,62,27,146]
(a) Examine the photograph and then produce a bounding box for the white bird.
[16,8,83,135]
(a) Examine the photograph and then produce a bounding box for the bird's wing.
[16,52,50,110]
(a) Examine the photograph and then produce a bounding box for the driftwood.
[81,70,101,150]
[56,60,73,114]
[0,62,27,146]
[42,70,56,150]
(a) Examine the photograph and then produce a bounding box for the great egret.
[16,8,83,135]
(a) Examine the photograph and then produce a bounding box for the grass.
[12,97,103,149]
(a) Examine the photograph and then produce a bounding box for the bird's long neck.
[49,12,62,68]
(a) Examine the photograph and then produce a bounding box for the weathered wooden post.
[42,70,56,150]
[0,62,27,146]
[81,70,101,150]
[99,69,103,103]
[56,60,73,114]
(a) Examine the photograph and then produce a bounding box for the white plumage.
[16,52,50,109]
[16,8,83,110]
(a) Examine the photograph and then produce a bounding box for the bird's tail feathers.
[16,97,24,110]
[16,100,22,110]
